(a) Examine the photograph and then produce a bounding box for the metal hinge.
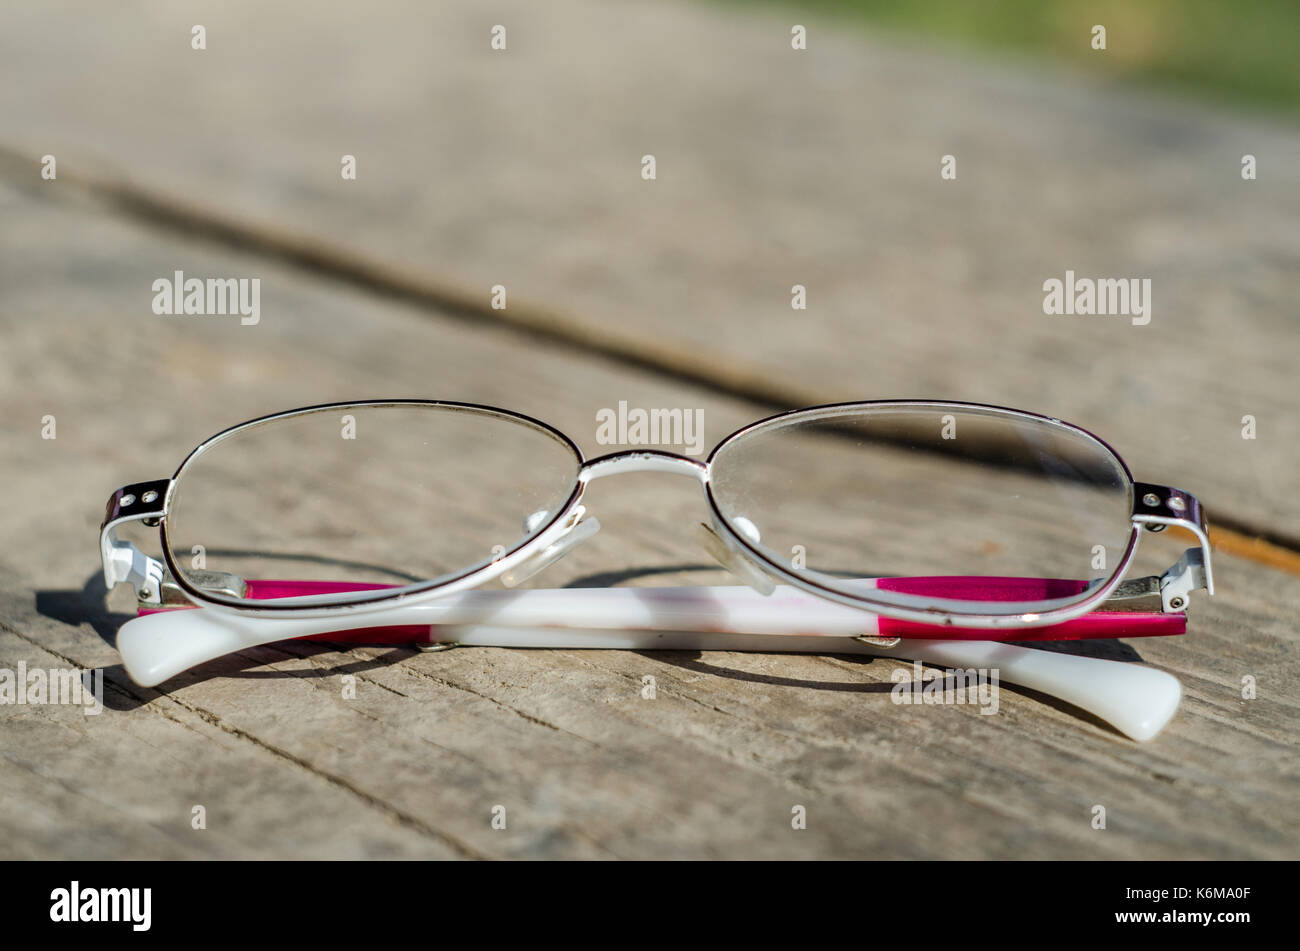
[1157,548,1209,614]
[146,570,248,609]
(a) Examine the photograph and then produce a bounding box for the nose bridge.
[580,449,709,483]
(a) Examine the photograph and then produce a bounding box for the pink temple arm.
[875,576,1184,639]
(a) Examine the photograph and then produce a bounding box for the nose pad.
[696,519,776,596]
[500,506,602,588]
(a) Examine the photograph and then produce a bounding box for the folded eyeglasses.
[101,400,1214,740]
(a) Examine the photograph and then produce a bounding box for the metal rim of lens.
[159,400,586,613]
[702,399,1140,629]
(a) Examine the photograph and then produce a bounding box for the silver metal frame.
[100,399,1215,631]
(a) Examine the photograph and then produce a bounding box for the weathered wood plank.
[0,622,472,859]
[0,181,1295,859]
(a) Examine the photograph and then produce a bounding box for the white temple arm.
[117,584,885,686]
[115,584,1181,741]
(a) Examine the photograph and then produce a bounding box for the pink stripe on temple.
[878,613,1184,640]
[138,580,430,644]
[874,575,1182,640]
[243,581,432,644]
[244,580,400,599]
[876,576,1091,600]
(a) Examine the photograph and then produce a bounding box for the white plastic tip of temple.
[900,640,1184,742]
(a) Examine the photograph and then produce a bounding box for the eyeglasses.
[101,399,1214,740]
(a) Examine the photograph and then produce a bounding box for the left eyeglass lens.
[164,404,582,603]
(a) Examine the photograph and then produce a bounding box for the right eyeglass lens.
[708,404,1134,615]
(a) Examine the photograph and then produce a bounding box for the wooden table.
[0,0,1295,859]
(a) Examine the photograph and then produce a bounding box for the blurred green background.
[740,0,1300,113]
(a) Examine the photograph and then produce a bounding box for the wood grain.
[0,179,1294,859]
